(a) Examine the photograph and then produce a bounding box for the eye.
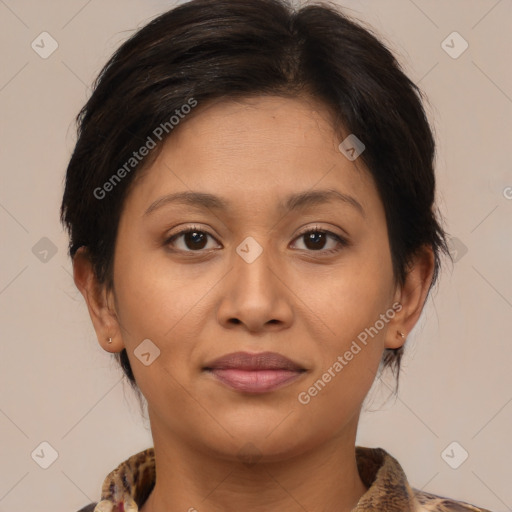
[164,224,349,254]
[291,225,349,255]
[165,225,220,252]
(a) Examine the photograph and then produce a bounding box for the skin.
[74,95,435,512]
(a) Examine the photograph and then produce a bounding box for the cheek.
[113,248,211,337]
[293,253,393,411]
[111,251,218,397]
[297,251,392,349]
[296,284,388,424]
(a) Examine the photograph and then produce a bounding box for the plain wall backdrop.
[0,1,511,511]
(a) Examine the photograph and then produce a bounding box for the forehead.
[124,95,381,221]
[168,95,342,169]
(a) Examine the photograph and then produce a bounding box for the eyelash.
[164,224,349,256]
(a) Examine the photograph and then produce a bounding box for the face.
[107,95,402,460]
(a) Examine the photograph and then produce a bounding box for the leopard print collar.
[84,446,493,512]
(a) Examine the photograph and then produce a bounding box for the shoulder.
[75,503,97,512]
[413,488,493,512]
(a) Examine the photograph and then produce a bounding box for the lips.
[204,351,305,371]
[203,351,306,393]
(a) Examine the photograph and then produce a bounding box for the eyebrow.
[144,188,365,218]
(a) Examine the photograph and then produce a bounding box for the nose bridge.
[232,234,277,298]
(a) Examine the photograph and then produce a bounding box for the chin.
[198,420,317,463]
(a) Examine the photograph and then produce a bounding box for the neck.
[140,417,368,512]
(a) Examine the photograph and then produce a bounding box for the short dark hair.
[61,0,452,402]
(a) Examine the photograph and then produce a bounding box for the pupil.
[306,232,325,250]
[186,231,206,250]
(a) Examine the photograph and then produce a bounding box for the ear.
[72,247,123,353]
[385,244,435,350]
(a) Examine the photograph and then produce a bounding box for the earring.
[397,330,405,338]
[107,337,112,344]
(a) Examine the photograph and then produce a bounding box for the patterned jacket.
[76,446,493,511]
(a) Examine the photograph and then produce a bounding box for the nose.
[216,241,294,333]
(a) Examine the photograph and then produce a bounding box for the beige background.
[0,1,511,511]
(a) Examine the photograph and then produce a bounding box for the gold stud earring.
[107,337,112,344]
[397,330,405,338]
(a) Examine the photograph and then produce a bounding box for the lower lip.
[206,369,304,393]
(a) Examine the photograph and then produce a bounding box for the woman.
[61,0,492,510]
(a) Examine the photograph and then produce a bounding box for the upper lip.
[203,351,305,371]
